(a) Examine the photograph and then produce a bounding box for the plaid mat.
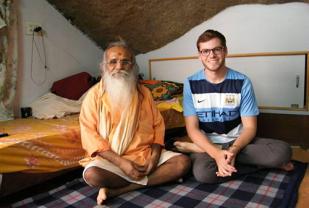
[11,161,307,208]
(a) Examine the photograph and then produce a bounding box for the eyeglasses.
[105,59,133,67]
[199,47,224,56]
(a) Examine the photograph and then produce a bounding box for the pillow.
[51,72,94,100]
[141,80,183,101]
[30,92,84,119]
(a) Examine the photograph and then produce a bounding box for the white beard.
[103,69,137,110]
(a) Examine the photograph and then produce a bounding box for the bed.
[0,114,84,197]
[0,115,82,174]
[0,72,94,197]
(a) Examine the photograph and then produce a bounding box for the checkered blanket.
[11,161,307,208]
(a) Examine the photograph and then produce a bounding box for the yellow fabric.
[155,97,183,112]
[0,114,85,173]
[79,81,165,167]
[99,90,140,155]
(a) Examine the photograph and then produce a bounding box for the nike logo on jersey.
[197,99,206,103]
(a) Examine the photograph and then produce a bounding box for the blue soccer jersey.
[183,68,259,143]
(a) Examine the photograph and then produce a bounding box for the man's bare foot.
[174,141,203,153]
[96,187,125,205]
[280,161,294,171]
[174,141,192,153]
[97,188,108,205]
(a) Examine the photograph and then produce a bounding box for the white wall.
[136,3,309,78]
[18,0,103,108]
[17,2,309,113]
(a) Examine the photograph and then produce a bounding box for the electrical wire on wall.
[30,26,48,85]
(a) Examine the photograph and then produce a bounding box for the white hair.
[101,40,140,110]
[100,40,139,80]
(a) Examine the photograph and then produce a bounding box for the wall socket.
[26,22,42,35]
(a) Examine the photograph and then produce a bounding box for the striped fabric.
[183,68,259,143]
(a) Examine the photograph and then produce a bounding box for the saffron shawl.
[98,81,140,155]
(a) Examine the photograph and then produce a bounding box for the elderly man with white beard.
[79,40,191,205]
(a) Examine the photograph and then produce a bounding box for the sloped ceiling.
[46,0,308,54]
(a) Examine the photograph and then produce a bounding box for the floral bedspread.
[0,114,85,173]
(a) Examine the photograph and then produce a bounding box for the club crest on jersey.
[224,94,236,106]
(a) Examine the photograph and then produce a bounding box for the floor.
[1,147,308,207]
[0,168,83,206]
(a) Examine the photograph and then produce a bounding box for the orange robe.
[79,81,165,166]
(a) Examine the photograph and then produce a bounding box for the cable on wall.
[30,26,48,86]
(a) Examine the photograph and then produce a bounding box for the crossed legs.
[175,137,294,183]
[83,154,191,205]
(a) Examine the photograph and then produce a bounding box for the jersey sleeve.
[183,78,196,117]
[240,77,259,116]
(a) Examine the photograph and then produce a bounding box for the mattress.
[0,114,84,173]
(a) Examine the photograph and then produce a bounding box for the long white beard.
[103,70,137,110]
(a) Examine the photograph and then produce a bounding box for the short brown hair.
[196,29,226,51]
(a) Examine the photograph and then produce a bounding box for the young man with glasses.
[79,41,191,205]
[174,29,294,183]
